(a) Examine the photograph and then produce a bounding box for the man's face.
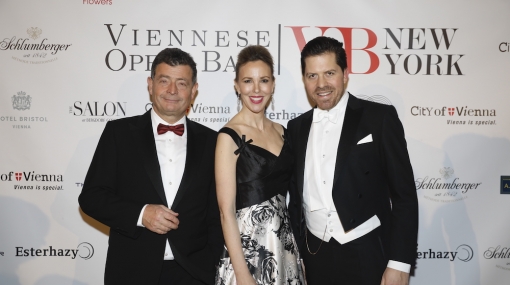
[303,52,348,111]
[147,63,198,124]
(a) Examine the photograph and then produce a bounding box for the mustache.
[314,86,333,93]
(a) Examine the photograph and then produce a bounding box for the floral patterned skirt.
[215,194,305,285]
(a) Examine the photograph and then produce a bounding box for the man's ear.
[191,82,199,101]
[147,77,154,99]
[343,68,350,84]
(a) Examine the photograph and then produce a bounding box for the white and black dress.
[215,127,305,285]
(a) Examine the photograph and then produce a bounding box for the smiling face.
[303,52,348,111]
[235,60,275,114]
[148,63,198,124]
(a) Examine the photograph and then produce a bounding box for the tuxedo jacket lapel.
[333,95,363,188]
[171,118,205,210]
[296,111,313,196]
[130,111,168,206]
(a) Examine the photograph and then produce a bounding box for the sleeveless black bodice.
[218,127,294,210]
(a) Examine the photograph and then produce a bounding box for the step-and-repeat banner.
[1,1,509,284]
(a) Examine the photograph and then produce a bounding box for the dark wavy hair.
[300,36,347,75]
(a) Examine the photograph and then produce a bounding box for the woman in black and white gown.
[215,45,305,285]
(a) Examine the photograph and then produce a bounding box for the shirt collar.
[312,92,349,124]
[151,109,187,138]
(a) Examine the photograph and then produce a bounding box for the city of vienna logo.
[439,167,454,180]
[15,172,22,181]
[27,27,42,40]
[12,91,32,111]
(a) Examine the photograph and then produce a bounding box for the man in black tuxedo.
[287,37,418,285]
[79,48,223,285]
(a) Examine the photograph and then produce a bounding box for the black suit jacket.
[287,94,418,266]
[79,110,223,285]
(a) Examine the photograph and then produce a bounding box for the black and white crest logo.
[27,27,42,40]
[12,91,32,111]
[357,95,393,106]
[440,167,454,180]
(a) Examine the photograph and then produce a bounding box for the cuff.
[137,204,148,227]
[387,260,411,273]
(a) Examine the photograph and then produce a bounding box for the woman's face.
[235,60,275,114]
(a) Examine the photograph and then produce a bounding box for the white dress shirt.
[137,109,187,260]
[303,92,410,273]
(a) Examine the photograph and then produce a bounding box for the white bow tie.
[313,108,339,124]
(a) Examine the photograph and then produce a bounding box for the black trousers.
[302,228,387,285]
[158,260,206,285]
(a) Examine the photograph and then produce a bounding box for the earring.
[237,95,241,112]
[271,95,275,111]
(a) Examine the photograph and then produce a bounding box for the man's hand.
[142,204,179,234]
[381,267,409,285]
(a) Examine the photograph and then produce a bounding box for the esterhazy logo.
[1,27,72,64]
[417,244,473,262]
[410,105,497,126]
[69,101,127,123]
[77,242,94,260]
[484,245,510,271]
[264,94,391,123]
[15,242,94,260]
[12,91,32,110]
[416,167,482,203]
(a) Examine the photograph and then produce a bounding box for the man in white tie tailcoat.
[287,36,418,285]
